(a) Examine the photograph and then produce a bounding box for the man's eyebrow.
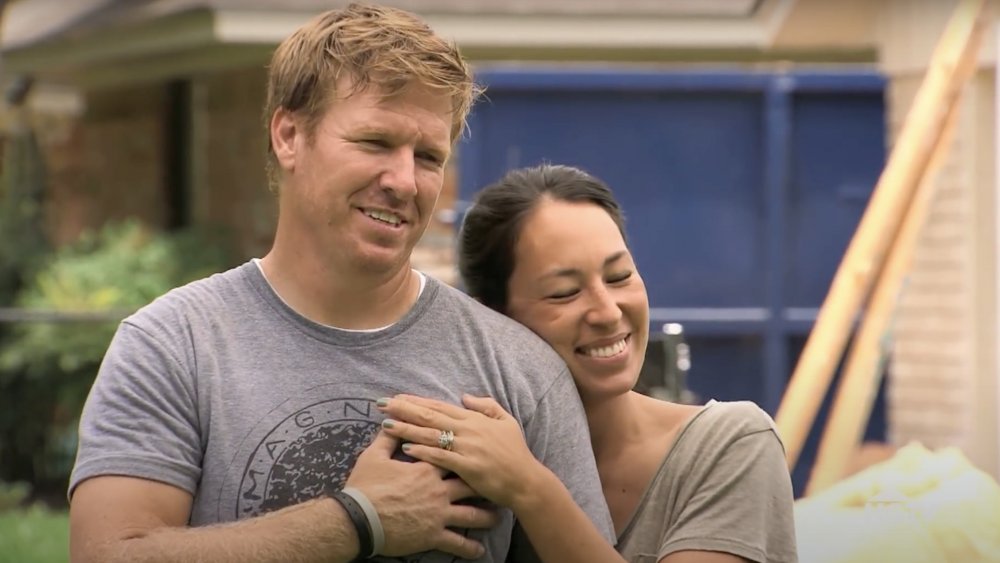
[350,126,390,137]
[349,127,449,156]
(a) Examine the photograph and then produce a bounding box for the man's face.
[272,77,454,276]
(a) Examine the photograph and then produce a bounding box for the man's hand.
[69,433,498,563]
[347,431,499,559]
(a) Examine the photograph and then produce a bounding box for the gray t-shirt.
[616,401,797,563]
[70,261,614,562]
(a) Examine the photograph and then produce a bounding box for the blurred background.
[0,0,997,561]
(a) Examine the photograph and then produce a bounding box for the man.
[68,4,613,562]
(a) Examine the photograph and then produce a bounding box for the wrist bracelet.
[342,487,386,557]
[330,490,373,560]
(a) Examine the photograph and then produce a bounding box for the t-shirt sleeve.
[505,366,615,562]
[659,425,798,563]
[69,320,203,500]
[532,367,615,538]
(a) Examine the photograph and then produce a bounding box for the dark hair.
[458,164,626,313]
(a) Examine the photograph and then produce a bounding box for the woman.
[378,164,797,562]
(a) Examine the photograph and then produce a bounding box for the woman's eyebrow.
[540,267,578,281]
[604,251,628,266]
[540,251,629,280]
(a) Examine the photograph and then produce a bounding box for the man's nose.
[380,148,418,198]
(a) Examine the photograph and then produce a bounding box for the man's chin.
[351,246,412,276]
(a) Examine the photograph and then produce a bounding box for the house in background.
[2,0,997,482]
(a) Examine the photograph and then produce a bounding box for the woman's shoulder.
[649,400,791,508]
[671,399,784,457]
[701,399,778,431]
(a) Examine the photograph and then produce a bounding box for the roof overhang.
[0,0,877,89]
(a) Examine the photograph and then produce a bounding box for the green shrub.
[0,120,49,306]
[0,220,232,490]
[2,220,227,375]
[0,505,69,563]
[0,480,30,512]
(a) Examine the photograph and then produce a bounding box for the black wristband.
[330,490,373,560]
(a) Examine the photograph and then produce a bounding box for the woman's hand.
[379,395,630,563]
[376,394,548,510]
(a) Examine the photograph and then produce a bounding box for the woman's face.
[507,198,650,403]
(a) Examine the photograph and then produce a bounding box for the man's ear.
[270,108,299,172]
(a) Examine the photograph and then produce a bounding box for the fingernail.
[376,397,389,407]
[401,443,411,453]
[382,419,396,429]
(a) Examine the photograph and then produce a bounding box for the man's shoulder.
[429,279,547,340]
[125,261,253,330]
[426,278,567,367]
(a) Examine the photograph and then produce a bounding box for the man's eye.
[360,139,388,148]
[417,152,443,165]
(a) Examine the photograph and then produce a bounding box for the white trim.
[782,307,821,322]
[648,307,771,322]
[0,9,216,75]
[428,14,769,49]
[212,8,790,51]
[1,0,797,54]
[757,0,798,43]
[0,0,819,82]
[994,25,1000,477]
[1,0,112,51]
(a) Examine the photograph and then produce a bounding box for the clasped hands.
[342,394,541,560]
[377,394,544,511]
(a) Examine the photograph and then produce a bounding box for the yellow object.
[795,443,1000,562]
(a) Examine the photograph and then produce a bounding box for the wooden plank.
[805,89,964,496]
[805,1,987,492]
[774,0,988,469]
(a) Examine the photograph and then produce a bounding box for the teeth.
[364,209,402,225]
[583,338,627,358]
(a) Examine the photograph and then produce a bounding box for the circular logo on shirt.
[234,397,465,562]
[237,397,380,518]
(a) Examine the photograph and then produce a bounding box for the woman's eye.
[607,271,633,284]
[547,289,579,300]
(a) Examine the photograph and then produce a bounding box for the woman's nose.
[585,287,623,327]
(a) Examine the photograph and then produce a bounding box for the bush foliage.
[0,220,231,491]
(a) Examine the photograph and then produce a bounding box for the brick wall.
[192,66,274,258]
[879,0,999,477]
[888,74,975,450]
[40,84,169,245]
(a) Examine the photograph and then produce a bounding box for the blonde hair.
[263,3,481,190]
